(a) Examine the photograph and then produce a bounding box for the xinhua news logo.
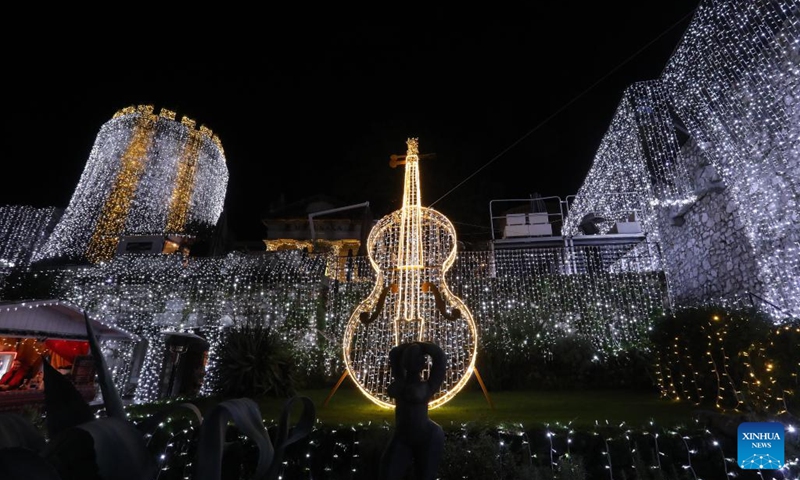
[737,422,784,470]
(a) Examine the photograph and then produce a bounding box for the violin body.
[342,138,477,409]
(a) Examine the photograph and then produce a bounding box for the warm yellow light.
[166,127,201,233]
[86,111,156,263]
[343,138,478,409]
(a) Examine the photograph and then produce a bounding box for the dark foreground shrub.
[213,320,298,398]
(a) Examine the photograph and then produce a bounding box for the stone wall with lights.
[566,0,800,316]
[655,140,762,305]
[658,0,800,315]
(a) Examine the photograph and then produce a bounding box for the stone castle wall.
[656,140,762,306]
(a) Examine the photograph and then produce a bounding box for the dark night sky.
[2,3,699,243]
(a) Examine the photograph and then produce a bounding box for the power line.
[428,6,698,209]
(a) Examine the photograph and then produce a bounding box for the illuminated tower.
[36,105,228,263]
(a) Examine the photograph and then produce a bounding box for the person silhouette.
[379,341,446,480]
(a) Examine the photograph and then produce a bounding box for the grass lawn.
[249,383,701,429]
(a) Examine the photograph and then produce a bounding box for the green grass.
[246,383,700,429]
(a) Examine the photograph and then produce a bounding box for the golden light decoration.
[343,138,478,409]
[36,105,228,264]
[86,108,156,262]
[165,118,203,233]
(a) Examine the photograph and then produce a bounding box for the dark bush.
[476,334,656,392]
[213,320,298,399]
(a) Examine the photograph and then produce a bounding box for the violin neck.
[397,138,425,321]
[398,145,423,268]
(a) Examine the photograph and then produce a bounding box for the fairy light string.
[565,0,799,319]
[34,105,227,265]
[0,0,791,409]
[0,8,795,478]
[0,205,59,278]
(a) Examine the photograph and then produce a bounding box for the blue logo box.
[738,422,784,470]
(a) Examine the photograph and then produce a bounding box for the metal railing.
[488,196,567,240]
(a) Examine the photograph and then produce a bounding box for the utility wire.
[428,6,698,209]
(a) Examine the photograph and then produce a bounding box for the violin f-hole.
[422,282,462,321]
[359,284,393,325]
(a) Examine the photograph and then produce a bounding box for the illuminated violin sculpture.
[343,138,478,409]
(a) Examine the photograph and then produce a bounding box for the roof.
[0,299,138,341]
[263,194,371,220]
